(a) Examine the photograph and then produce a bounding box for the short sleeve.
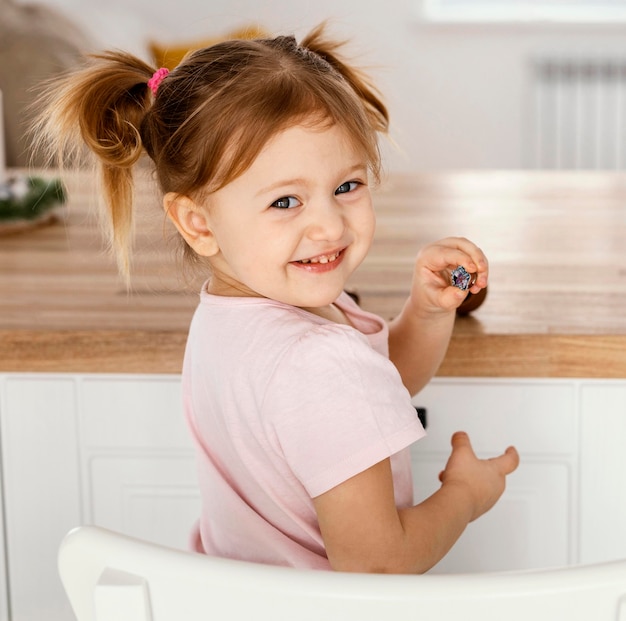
[261,325,426,498]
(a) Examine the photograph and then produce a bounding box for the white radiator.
[530,57,626,169]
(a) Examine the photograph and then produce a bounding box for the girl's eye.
[271,196,301,209]
[335,181,361,195]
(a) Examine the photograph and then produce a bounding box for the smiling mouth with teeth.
[298,251,341,264]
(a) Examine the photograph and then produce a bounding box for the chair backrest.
[59,526,626,621]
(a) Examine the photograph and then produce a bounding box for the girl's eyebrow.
[257,177,308,197]
[256,163,368,197]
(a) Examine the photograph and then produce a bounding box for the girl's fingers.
[492,446,520,475]
[418,239,488,277]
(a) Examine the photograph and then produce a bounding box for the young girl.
[35,24,518,573]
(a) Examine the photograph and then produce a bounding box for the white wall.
[16,0,626,171]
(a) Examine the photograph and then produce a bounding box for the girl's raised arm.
[388,236,489,396]
[313,431,518,574]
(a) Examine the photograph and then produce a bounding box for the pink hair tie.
[148,67,170,95]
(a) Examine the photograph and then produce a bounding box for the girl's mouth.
[297,250,341,265]
[291,248,345,271]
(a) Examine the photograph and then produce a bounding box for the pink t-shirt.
[183,288,426,570]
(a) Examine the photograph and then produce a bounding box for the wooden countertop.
[2,169,626,377]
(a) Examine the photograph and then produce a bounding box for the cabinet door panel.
[81,376,189,449]
[580,383,626,563]
[412,453,571,572]
[87,455,200,549]
[80,376,199,551]
[415,380,577,455]
[412,379,576,572]
[2,377,80,621]
[0,380,8,621]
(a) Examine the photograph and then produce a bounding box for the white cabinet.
[1,374,626,620]
[0,374,199,621]
[579,383,626,564]
[412,379,577,573]
[0,423,7,621]
[79,378,200,548]
[1,377,80,621]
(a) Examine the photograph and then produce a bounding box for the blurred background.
[3,0,626,172]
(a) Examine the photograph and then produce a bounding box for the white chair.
[58,525,626,621]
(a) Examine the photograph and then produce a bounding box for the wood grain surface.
[2,169,626,376]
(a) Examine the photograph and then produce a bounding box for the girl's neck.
[300,303,352,326]
[205,278,353,326]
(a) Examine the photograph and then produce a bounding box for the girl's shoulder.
[192,289,389,360]
[197,289,384,334]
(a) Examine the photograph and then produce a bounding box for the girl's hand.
[439,431,519,522]
[410,237,488,316]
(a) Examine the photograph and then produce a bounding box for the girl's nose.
[306,198,346,241]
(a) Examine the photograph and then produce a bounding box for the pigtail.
[31,51,157,280]
[300,23,389,135]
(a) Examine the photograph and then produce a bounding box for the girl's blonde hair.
[33,24,389,278]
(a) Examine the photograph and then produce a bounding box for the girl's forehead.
[258,120,361,158]
[254,123,362,166]
[212,124,367,200]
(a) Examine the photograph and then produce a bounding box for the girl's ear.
[163,193,219,257]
